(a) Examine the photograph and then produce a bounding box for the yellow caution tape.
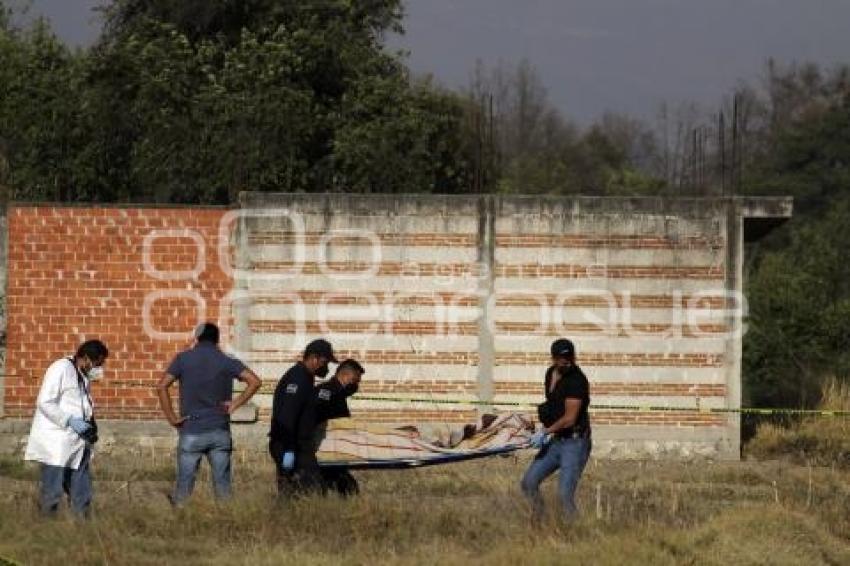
[352,395,850,417]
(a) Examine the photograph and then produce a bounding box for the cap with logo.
[550,338,575,358]
[304,339,338,363]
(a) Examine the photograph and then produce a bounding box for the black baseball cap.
[304,339,338,363]
[550,338,575,358]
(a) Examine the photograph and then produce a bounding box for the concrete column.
[723,201,744,459]
[476,195,495,411]
[231,206,252,357]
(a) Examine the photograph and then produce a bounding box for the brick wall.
[3,205,232,419]
[0,195,791,459]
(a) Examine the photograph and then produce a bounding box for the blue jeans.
[39,448,93,517]
[173,429,233,504]
[520,437,591,519]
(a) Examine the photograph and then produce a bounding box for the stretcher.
[316,412,534,469]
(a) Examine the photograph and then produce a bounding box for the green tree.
[0,0,473,201]
[742,79,850,408]
[0,14,88,201]
[333,75,472,193]
[745,90,850,215]
[99,0,404,48]
[745,197,850,408]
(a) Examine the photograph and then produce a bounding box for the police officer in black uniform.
[269,339,337,495]
[520,338,592,519]
[314,358,364,496]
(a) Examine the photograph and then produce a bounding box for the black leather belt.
[557,429,591,440]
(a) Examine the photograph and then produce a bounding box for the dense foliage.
[0,1,847,409]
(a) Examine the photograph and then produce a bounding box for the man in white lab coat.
[24,340,109,517]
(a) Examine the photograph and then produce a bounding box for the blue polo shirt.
[166,342,247,433]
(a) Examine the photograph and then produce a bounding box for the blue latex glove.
[529,430,551,449]
[68,416,91,436]
[281,451,295,471]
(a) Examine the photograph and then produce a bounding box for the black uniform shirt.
[315,378,358,423]
[543,364,591,437]
[269,362,316,453]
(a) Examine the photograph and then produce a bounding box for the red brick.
[4,206,232,416]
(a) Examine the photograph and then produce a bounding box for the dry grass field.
[1,443,848,566]
[1,382,847,565]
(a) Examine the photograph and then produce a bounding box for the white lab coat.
[24,358,94,469]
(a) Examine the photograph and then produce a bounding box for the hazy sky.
[19,0,850,125]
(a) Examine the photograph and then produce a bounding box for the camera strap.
[67,358,94,419]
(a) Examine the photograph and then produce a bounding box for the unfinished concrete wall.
[0,195,791,459]
[235,194,486,424]
[235,193,791,459]
[493,197,731,458]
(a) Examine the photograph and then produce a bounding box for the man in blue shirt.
[157,323,261,505]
